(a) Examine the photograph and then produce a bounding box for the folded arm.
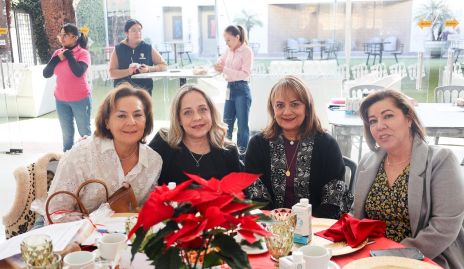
[63,50,88,77]
[43,56,61,78]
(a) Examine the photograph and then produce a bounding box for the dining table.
[328,102,464,162]
[132,68,219,101]
[0,215,442,269]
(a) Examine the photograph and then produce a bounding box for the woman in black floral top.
[244,75,352,219]
[353,89,464,269]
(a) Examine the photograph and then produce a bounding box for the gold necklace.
[386,155,410,166]
[285,141,300,177]
[119,145,138,162]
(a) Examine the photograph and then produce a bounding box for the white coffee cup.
[63,251,96,269]
[97,233,127,261]
[299,245,332,269]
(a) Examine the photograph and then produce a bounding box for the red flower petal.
[128,201,174,239]
[220,172,260,195]
[165,221,199,248]
[222,201,252,214]
[178,221,208,243]
[238,230,258,244]
[204,207,228,229]
[196,194,235,214]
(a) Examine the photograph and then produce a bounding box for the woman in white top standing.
[45,83,162,223]
[214,25,253,153]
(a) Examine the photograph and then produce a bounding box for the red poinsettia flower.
[128,179,197,239]
[237,215,272,244]
[185,172,260,198]
[130,171,268,269]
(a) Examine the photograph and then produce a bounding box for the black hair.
[62,23,88,49]
[124,19,143,32]
[224,25,248,44]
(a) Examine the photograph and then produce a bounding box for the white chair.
[285,39,300,60]
[389,63,408,78]
[351,64,369,80]
[383,36,403,63]
[370,63,388,79]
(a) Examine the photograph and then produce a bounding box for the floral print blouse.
[365,159,412,242]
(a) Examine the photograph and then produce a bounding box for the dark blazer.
[353,136,464,269]
[244,132,350,219]
[149,132,241,185]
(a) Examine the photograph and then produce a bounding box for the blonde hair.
[263,75,323,140]
[161,85,232,149]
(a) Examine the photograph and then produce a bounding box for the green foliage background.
[12,0,50,63]
[76,0,106,64]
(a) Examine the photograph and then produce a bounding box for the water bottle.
[292,198,312,245]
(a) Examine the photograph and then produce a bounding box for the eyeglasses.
[128,29,142,33]
[57,33,75,39]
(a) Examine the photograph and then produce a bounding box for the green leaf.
[240,239,263,249]
[211,234,251,269]
[143,221,178,263]
[154,247,183,269]
[203,252,223,268]
[130,227,148,261]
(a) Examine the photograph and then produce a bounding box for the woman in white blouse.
[45,83,162,223]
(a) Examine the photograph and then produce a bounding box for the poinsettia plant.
[128,172,271,269]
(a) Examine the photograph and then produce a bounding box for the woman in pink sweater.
[214,25,253,154]
[43,23,92,152]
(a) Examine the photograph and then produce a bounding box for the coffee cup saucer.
[328,260,341,269]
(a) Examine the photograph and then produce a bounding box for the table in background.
[328,103,464,161]
[132,69,219,100]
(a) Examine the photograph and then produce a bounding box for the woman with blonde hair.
[245,75,351,218]
[149,85,241,185]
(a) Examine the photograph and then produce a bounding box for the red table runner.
[249,236,440,268]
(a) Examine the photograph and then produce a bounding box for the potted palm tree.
[233,9,263,55]
[415,0,453,58]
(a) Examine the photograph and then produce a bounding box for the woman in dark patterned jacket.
[244,75,352,219]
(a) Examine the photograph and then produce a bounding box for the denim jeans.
[56,97,92,152]
[223,81,251,153]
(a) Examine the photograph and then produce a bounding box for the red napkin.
[315,213,386,247]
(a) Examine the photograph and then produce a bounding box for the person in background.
[45,84,162,223]
[149,85,241,185]
[245,76,351,219]
[353,89,464,269]
[43,23,92,152]
[214,25,253,153]
[109,19,167,95]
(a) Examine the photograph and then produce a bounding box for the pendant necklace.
[285,140,300,177]
[189,150,204,167]
[119,145,138,162]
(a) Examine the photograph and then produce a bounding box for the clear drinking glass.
[20,234,54,267]
[270,208,297,228]
[263,220,295,262]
